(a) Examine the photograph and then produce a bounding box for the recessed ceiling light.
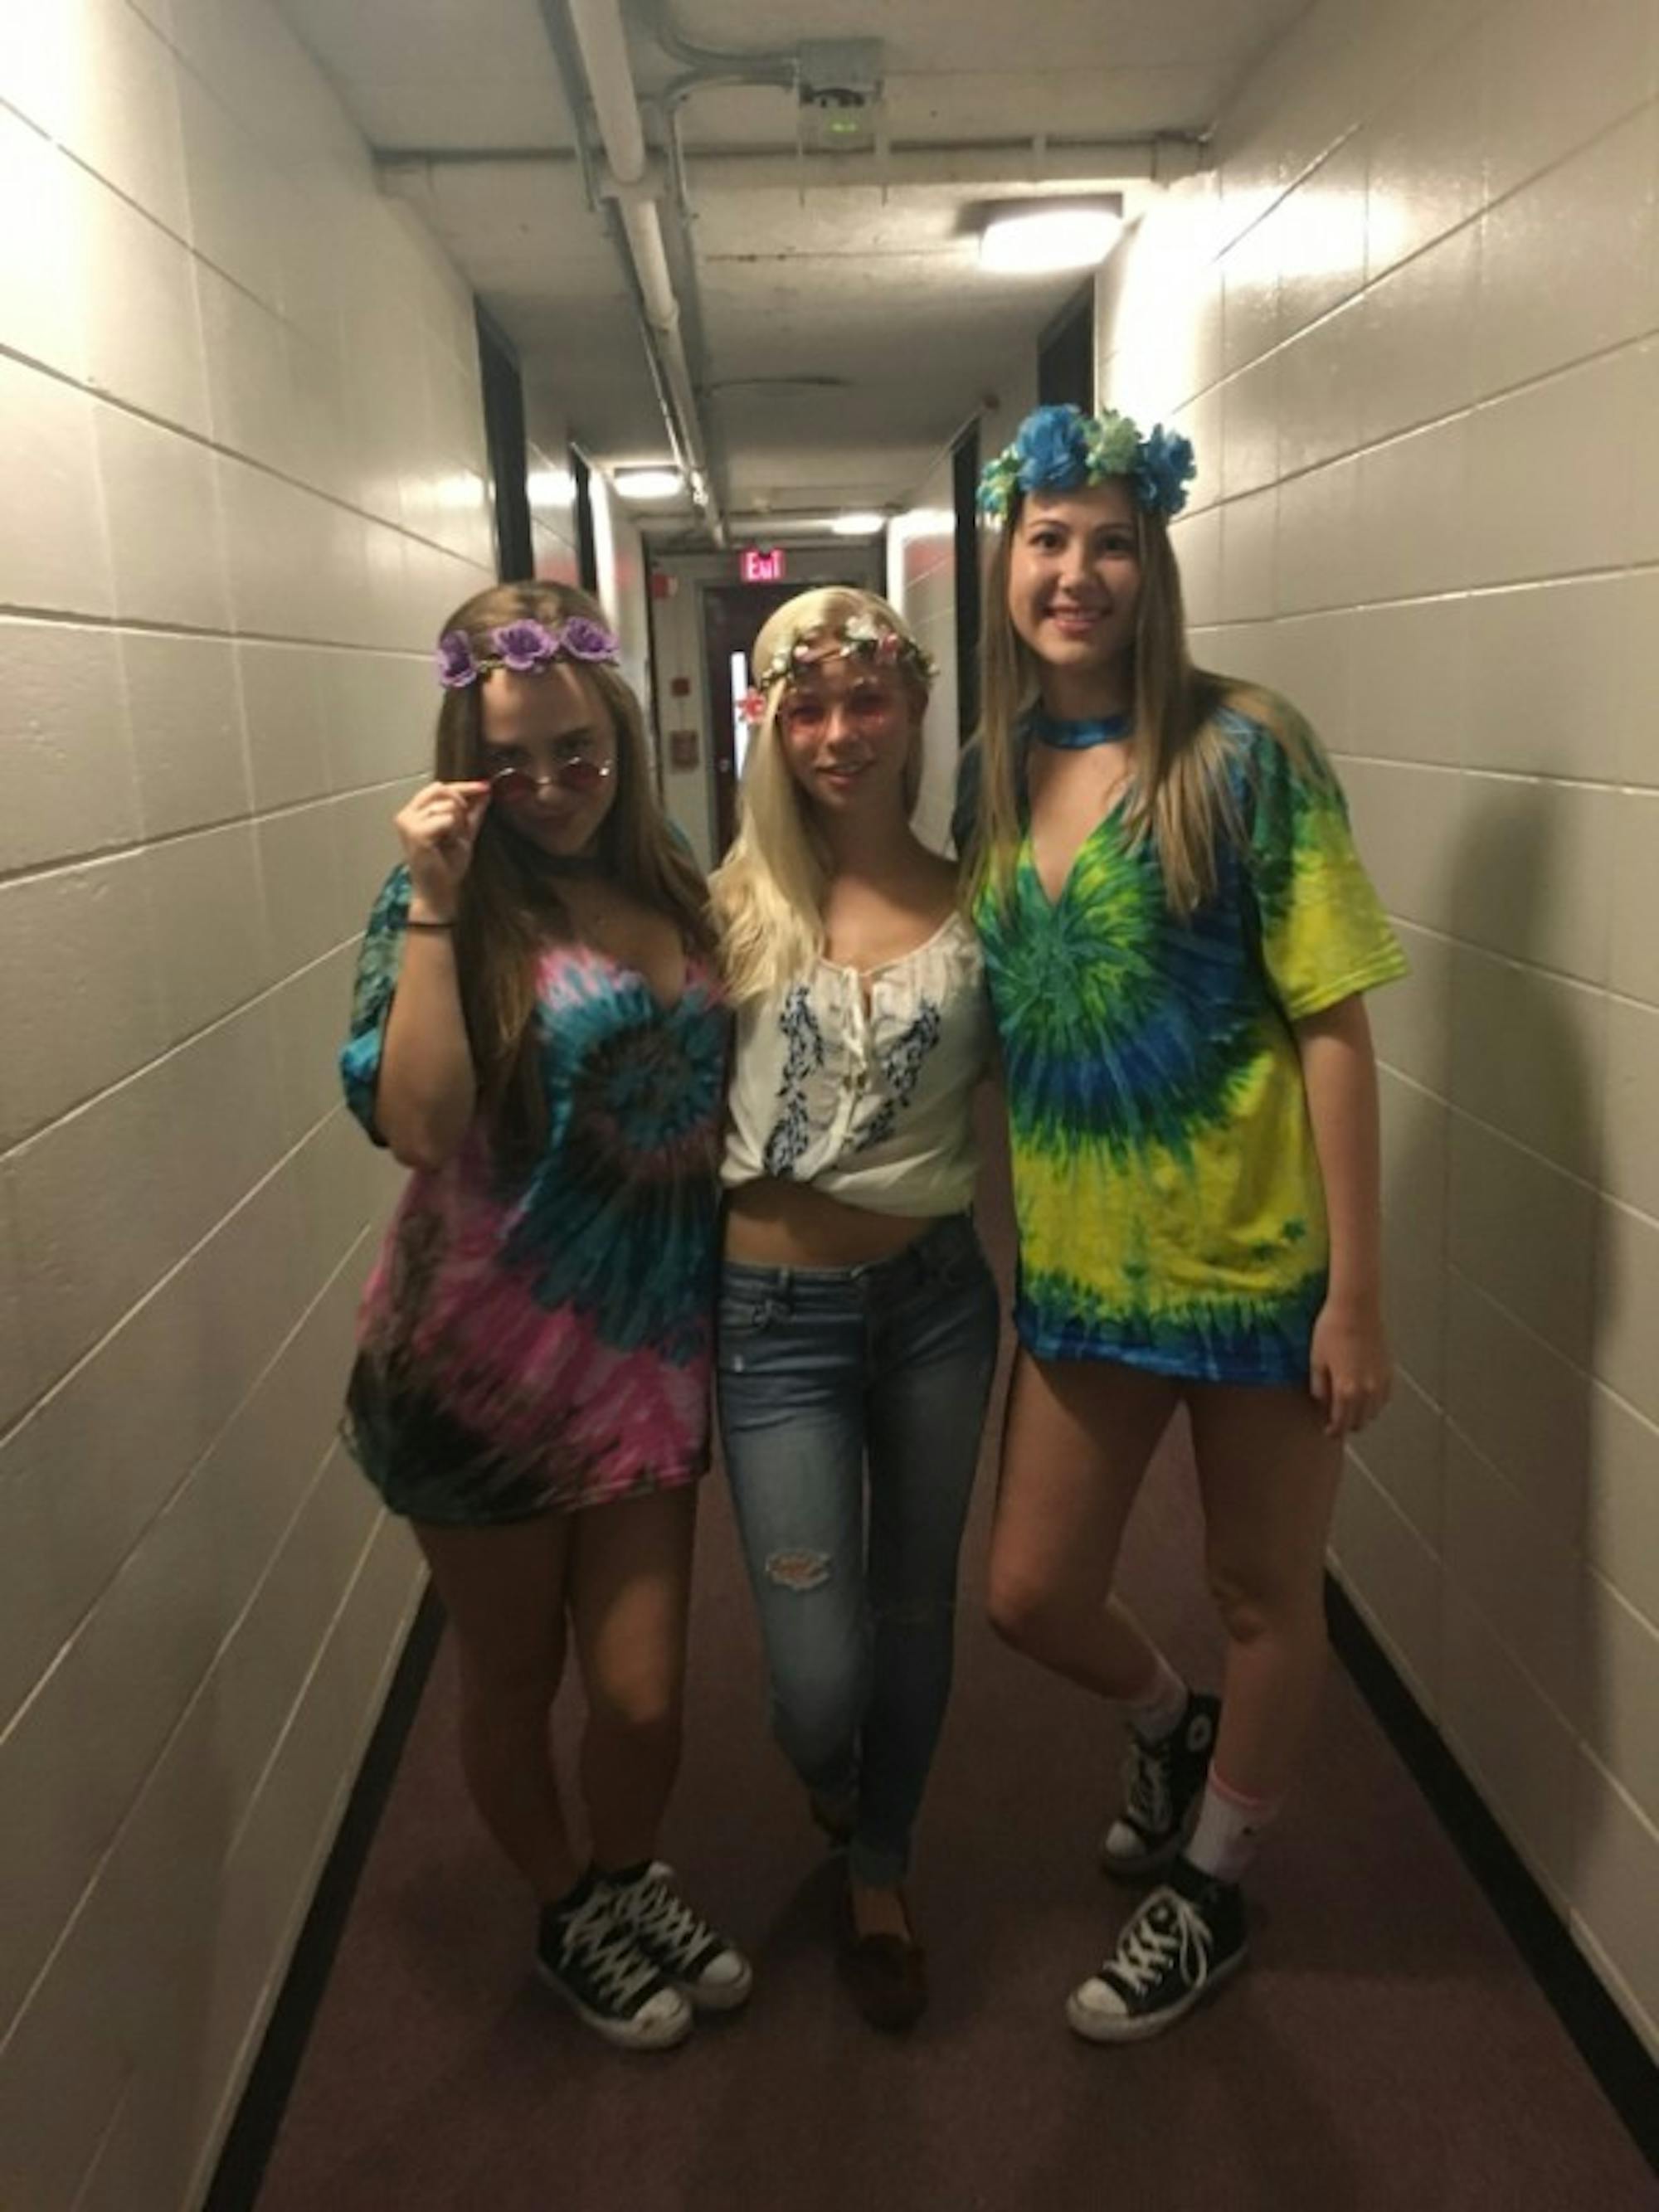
[614,467,684,499]
[830,512,887,536]
[978,203,1123,275]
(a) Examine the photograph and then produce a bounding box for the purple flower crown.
[435,615,620,689]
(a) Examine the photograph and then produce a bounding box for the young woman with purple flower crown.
[959,404,1406,2040]
[339,579,751,2052]
[711,586,1000,2031]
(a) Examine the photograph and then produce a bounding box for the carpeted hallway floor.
[247,1134,1657,2212]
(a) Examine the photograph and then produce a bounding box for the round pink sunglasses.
[489,757,614,805]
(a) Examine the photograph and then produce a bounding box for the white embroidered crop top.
[721,911,990,1217]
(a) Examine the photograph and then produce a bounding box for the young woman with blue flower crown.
[959,405,1406,2041]
[339,579,751,2052]
[711,586,1000,2031]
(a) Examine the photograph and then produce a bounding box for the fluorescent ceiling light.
[614,467,684,499]
[979,204,1123,275]
[888,508,955,541]
[830,511,887,536]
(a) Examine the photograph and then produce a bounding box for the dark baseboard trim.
[202,1571,1656,2201]
[1326,1574,1658,2175]
[204,1587,445,2212]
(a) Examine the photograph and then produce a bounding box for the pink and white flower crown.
[435,615,620,689]
[742,611,937,722]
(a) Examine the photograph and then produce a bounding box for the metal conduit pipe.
[638,0,797,80]
[596,199,695,480]
[630,2,795,275]
[378,137,1203,189]
[567,0,649,182]
[558,0,725,541]
[616,194,679,332]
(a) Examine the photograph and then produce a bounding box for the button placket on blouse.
[826,967,873,1150]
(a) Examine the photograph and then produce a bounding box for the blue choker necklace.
[1031,707,1132,750]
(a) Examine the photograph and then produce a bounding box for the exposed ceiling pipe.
[636,0,797,81]
[377,136,1203,190]
[535,0,726,542]
[685,139,1206,190]
[629,0,800,226]
[567,0,649,178]
[598,199,698,486]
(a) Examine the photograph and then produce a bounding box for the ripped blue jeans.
[716,1214,1000,1888]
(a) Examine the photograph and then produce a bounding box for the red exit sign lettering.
[741,547,786,584]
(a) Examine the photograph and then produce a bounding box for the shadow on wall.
[1368,781,1609,1922]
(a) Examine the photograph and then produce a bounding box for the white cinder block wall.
[0,0,497,2204]
[1100,0,1659,2054]
[524,391,581,586]
[588,469,653,712]
[888,366,1038,853]
[887,471,960,856]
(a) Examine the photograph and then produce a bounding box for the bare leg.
[566,1486,698,1871]
[1187,1382,1343,1801]
[414,1514,578,1902]
[986,1350,1180,1699]
[1062,1381,1338,2043]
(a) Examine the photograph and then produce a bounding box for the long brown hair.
[971,494,1267,919]
[431,580,713,1156]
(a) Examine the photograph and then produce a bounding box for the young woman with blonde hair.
[340,580,749,2051]
[713,586,1000,2030]
[961,406,1406,2041]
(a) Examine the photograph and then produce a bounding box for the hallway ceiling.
[277,0,1311,537]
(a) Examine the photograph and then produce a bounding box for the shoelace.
[620,1874,715,1967]
[1121,1732,1175,1835]
[1107,1892,1214,2000]
[561,1894,661,2008]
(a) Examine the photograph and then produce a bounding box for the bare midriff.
[722,1177,937,1268]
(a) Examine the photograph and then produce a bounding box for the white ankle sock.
[1124,1650,1188,1743]
[1185,1771,1282,1884]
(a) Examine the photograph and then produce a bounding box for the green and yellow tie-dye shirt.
[972,701,1407,1384]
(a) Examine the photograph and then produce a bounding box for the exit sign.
[741,547,786,584]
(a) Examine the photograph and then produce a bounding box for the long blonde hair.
[711,586,929,1004]
[432,580,713,1155]
[970,495,1272,919]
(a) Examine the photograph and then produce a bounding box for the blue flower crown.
[976,404,1197,523]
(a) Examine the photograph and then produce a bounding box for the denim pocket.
[932,1247,977,1291]
[715,1290,783,1373]
[718,1289,781,1332]
[885,1241,1000,1369]
[912,1223,995,1303]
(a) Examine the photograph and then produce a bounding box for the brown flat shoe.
[836,1879,927,2033]
[809,1790,857,1848]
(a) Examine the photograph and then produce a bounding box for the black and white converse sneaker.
[536,1881,693,2051]
[1067,1859,1247,2044]
[1100,1689,1220,1879]
[603,1862,754,2013]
